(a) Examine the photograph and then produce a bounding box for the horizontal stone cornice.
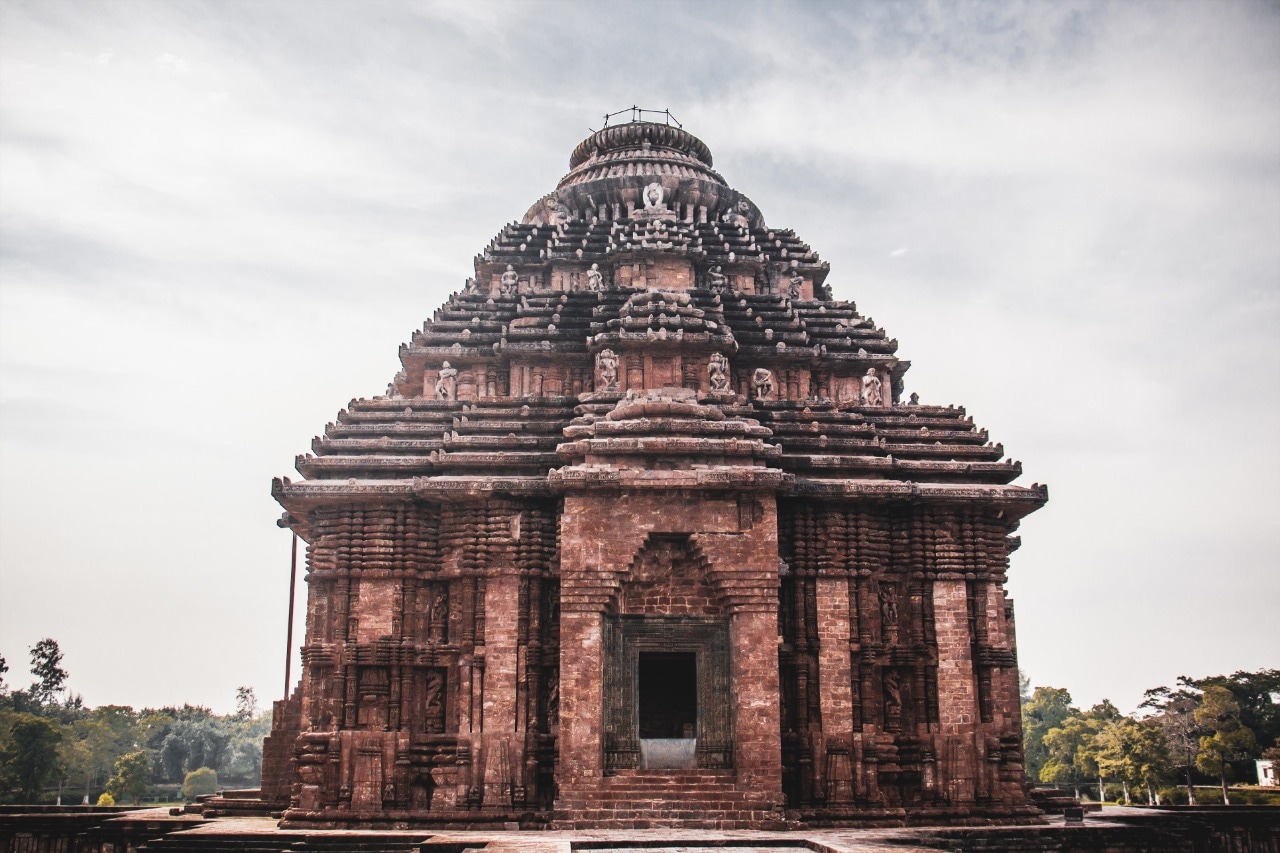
[549,466,791,493]
[788,477,1048,517]
[412,475,553,498]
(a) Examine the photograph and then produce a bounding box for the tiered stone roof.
[274,121,1044,531]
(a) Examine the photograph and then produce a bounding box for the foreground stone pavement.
[5,806,1254,852]
[3,805,1278,850]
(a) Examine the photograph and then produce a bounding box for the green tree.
[1094,716,1170,805]
[63,711,139,805]
[234,687,258,722]
[1040,714,1099,799]
[105,750,151,805]
[1076,700,1123,802]
[1,713,64,802]
[140,705,229,783]
[182,766,219,801]
[223,708,272,786]
[1195,685,1256,805]
[55,732,92,805]
[28,639,67,708]
[1191,670,1280,759]
[1022,686,1076,782]
[1142,683,1203,805]
[1131,718,1174,804]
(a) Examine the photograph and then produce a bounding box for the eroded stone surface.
[263,120,1047,830]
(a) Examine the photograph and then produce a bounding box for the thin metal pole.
[283,532,298,699]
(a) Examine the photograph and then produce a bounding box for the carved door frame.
[602,615,733,771]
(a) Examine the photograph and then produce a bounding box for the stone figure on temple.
[435,362,458,400]
[596,348,619,392]
[860,368,882,406]
[428,588,448,643]
[908,391,919,405]
[707,265,727,291]
[753,367,774,400]
[643,182,664,211]
[708,352,730,392]
[500,264,518,297]
[879,586,899,642]
[883,670,903,731]
[586,263,603,290]
[424,671,445,733]
[718,199,751,227]
[789,271,804,298]
[545,195,571,225]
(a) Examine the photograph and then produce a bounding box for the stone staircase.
[553,769,787,829]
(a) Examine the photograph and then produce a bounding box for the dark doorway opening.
[638,652,697,738]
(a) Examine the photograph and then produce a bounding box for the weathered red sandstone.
[263,120,1047,830]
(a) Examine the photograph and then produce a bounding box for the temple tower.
[263,119,1046,829]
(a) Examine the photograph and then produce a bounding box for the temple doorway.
[638,651,697,769]
[639,652,697,738]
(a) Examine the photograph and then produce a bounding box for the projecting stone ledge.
[549,466,791,492]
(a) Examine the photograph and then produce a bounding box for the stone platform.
[3,806,1278,852]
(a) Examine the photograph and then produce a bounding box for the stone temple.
[260,120,1047,830]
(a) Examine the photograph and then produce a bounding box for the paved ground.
[156,811,1126,853]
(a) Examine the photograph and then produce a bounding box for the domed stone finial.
[524,116,766,229]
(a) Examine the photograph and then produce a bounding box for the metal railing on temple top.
[597,106,682,130]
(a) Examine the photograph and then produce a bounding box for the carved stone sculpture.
[424,671,445,733]
[643,182,664,211]
[428,588,448,643]
[883,670,903,731]
[708,352,730,392]
[860,368,882,406]
[879,586,898,642]
[586,263,603,290]
[707,265,727,291]
[753,367,774,400]
[789,271,804,298]
[500,264,518,297]
[435,362,457,400]
[596,348,619,392]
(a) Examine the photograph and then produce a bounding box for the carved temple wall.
[776,501,1026,814]
[276,498,561,825]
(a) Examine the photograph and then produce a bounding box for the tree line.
[1022,668,1280,806]
[0,640,271,805]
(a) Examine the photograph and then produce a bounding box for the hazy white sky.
[1,0,1276,715]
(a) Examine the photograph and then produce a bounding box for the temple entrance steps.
[552,769,789,829]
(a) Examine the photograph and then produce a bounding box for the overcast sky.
[1,0,1276,716]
